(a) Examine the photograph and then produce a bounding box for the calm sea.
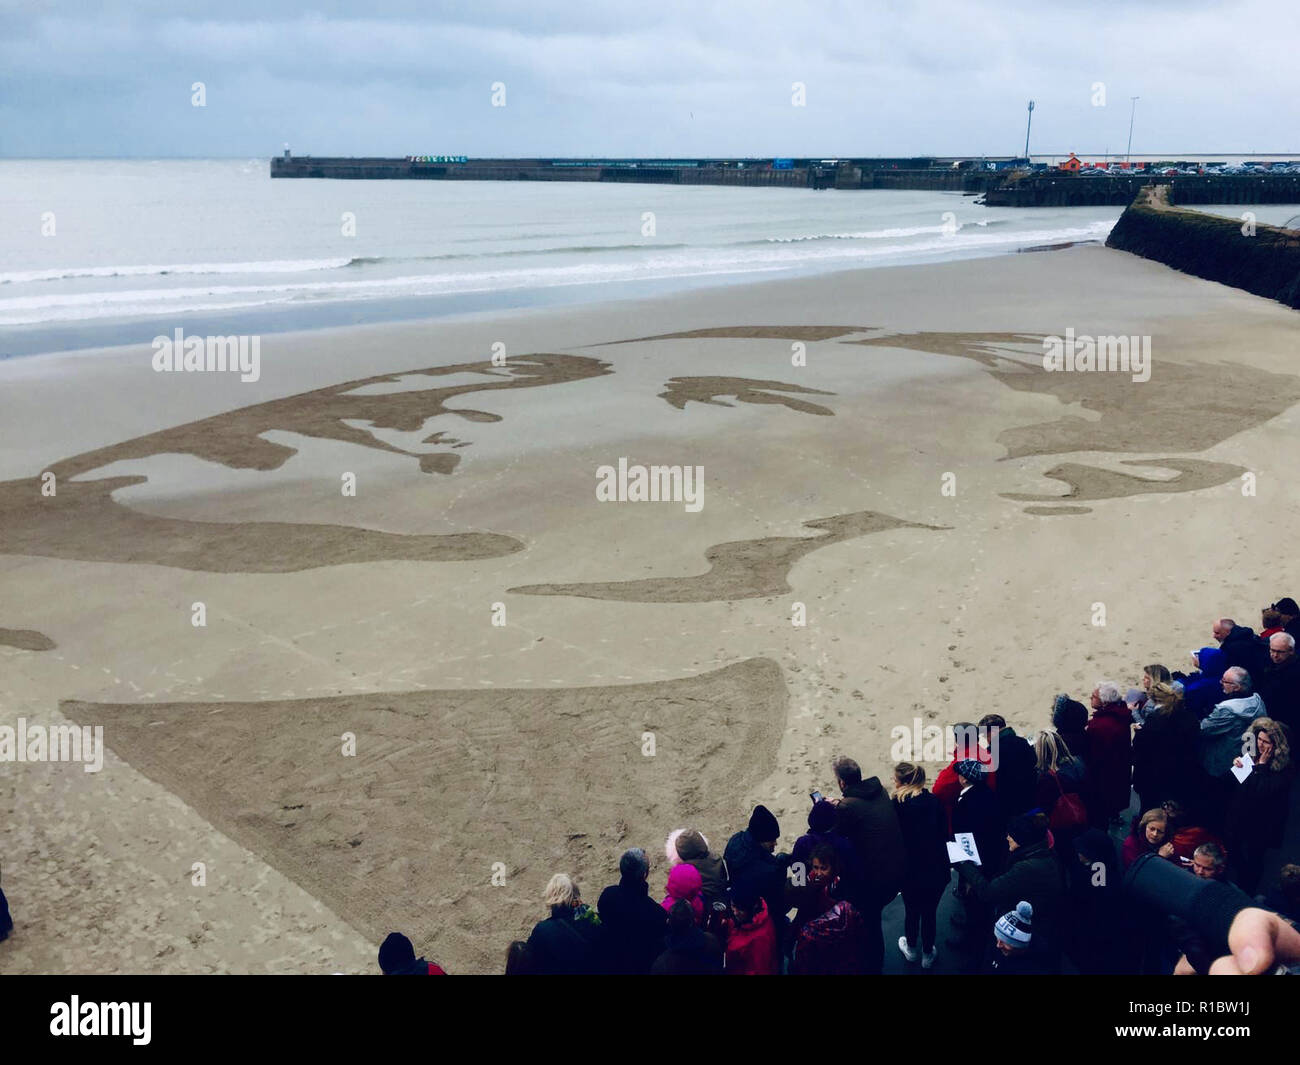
[0,159,1123,357]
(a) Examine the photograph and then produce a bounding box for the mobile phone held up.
[810,790,823,804]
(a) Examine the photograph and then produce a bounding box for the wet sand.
[2,244,1298,974]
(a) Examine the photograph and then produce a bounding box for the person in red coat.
[1083,681,1133,823]
[934,721,997,831]
[723,884,780,975]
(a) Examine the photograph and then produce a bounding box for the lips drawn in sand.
[510,510,948,603]
[0,354,610,572]
[60,656,787,976]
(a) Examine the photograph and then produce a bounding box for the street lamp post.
[1024,100,1035,162]
[1126,97,1139,163]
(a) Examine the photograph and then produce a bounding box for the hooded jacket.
[1183,647,1227,717]
[1219,624,1270,678]
[723,899,779,975]
[672,829,729,905]
[662,862,705,923]
[791,799,864,895]
[723,830,789,929]
[1199,693,1265,777]
[832,777,904,906]
[597,875,668,975]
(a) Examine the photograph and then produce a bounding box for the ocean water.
[0,159,1122,357]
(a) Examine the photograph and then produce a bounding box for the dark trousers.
[0,886,12,938]
[902,882,945,952]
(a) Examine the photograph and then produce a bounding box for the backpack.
[1048,770,1087,833]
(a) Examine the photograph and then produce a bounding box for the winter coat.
[951,782,1007,874]
[1258,658,1300,731]
[895,790,951,895]
[993,728,1039,819]
[1084,701,1132,818]
[1183,647,1227,718]
[723,830,789,927]
[1131,705,1201,807]
[662,863,705,923]
[526,905,603,975]
[832,777,905,906]
[1220,624,1270,679]
[1227,761,1294,854]
[597,876,668,975]
[672,829,729,905]
[650,926,723,974]
[957,839,1064,959]
[790,899,868,975]
[1199,693,1265,777]
[935,747,997,830]
[723,899,779,975]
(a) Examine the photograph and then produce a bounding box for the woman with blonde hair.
[1032,728,1087,820]
[892,762,948,968]
[1227,718,1295,892]
[524,873,602,975]
[1131,680,1199,813]
[1121,807,1168,869]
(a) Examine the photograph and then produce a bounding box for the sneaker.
[898,936,919,963]
[921,946,938,970]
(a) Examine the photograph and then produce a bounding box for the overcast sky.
[2,0,1296,158]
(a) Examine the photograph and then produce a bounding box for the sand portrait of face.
[11,3,1300,994]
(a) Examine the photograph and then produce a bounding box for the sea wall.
[1105,185,1300,310]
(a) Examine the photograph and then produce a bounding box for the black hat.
[378,931,416,974]
[747,804,780,842]
[1007,813,1047,848]
[1275,597,1299,615]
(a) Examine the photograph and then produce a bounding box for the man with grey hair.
[1213,616,1270,677]
[1085,680,1133,823]
[597,847,667,975]
[1200,666,1266,780]
[1259,631,1300,730]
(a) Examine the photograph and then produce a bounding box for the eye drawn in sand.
[659,376,836,415]
[0,354,610,572]
[60,657,787,975]
[1004,458,1247,515]
[0,627,56,651]
[510,510,948,602]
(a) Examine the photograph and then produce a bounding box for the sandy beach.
[3,243,1299,975]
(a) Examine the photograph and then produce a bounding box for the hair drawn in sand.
[60,656,787,976]
[510,510,948,602]
[0,627,56,651]
[844,331,1300,460]
[609,325,875,344]
[659,376,836,415]
[0,354,610,572]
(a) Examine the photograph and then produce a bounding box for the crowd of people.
[380,602,1300,975]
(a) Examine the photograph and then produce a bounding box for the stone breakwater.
[1105,185,1300,310]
